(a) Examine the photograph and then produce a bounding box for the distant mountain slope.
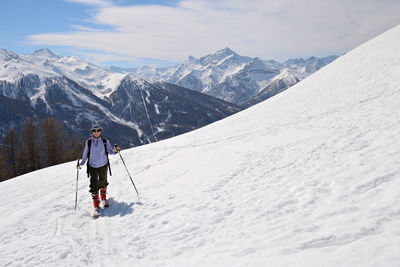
[107,76,242,143]
[245,55,340,107]
[0,94,48,137]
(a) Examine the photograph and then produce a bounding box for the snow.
[0,49,128,100]
[154,104,161,115]
[43,56,127,99]
[130,49,336,105]
[1,24,400,267]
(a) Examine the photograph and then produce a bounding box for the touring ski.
[93,207,100,219]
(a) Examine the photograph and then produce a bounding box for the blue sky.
[1,0,400,68]
[0,0,180,67]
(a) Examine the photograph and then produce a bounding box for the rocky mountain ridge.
[0,49,242,147]
[111,48,338,105]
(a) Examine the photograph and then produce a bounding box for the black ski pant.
[88,164,109,194]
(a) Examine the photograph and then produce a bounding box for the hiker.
[77,125,120,213]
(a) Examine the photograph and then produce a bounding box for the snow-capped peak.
[214,47,237,58]
[0,49,20,61]
[0,48,130,100]
[199,47,251,66]
[31,48,61,59]
[248,57,282,70]
[184,55,200,65]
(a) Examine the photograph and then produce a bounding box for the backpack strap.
[86,138,92,178]
[102,137,112,176]
[102,137,108,157]
[87,138,92,160]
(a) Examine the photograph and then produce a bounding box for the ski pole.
[115,145,140,201]
[75,159,80,210]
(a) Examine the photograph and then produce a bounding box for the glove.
[114,144,121,153]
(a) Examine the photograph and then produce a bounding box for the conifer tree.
[67,134,83,162]
[0,153,7,182]
[16,137,29,176]
[40,118,65,166]
[3,127,18,178]
[22,118,41,172]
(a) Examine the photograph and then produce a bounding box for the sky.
[1,0,400,68]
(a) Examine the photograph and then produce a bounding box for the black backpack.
[86,137,112,177]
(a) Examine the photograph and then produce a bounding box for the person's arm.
[80,141,89,165]
[106,139,119,155]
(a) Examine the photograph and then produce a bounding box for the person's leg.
[89,166,101,194]
[98,164,109,191]
[92,193,100,209]
[98,164,109,204]
[89,166,100,208]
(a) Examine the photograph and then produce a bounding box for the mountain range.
[110,48,338,106]
[0,47,337,147]
[0,49,242,147]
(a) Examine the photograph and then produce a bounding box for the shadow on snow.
[100,197,142,217]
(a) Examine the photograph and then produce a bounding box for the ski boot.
[100,188,109,208]
[92,193,100,219]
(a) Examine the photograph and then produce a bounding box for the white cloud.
[64,0,112,7]
[28,0,400,66]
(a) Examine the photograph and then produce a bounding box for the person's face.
[91,129,102,137]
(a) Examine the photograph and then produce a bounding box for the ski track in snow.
[1,25,400,266]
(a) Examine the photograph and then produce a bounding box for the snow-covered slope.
[1,24,400,267]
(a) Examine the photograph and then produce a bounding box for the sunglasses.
[91,129,102,133]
